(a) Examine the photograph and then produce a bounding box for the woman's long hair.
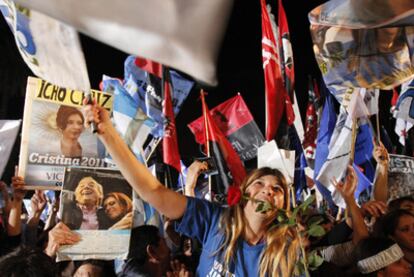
[218,167,300,277]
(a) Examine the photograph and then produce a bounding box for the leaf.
[299,195,315,212]
[307,225,326,237]
[308,251,324,270]
[306,216,324,227]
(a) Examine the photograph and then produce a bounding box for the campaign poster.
[58,167,133,261]
[18,77,113,187]
[388,154,414,201]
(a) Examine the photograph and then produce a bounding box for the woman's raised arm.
[83,102,187,220]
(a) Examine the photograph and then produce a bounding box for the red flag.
[135,56,163,77]
[188,94,265,161]
[278,0,294,99]
[162,74,181,172]
[200,91,246,191]
[261,0,294,141]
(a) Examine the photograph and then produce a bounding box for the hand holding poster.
[388,154,414,201]
[58,167,133,261]
[19,77,113,188]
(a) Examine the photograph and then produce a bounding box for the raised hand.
[373,141,389,167]
[185,160,209,197]
[30,190,47,218]
[11,166,26,202]
[331,165,357,202]
[361,200,387,218]
[82,99,111,135]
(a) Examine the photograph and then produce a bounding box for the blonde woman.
[83,103,300,276]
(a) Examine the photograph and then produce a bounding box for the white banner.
[13,0,234,85]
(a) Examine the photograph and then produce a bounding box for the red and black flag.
[260,0,294,141]
[197,91,246,203]
[188,94,264,161]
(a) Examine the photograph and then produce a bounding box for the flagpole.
[200,90,212,197]
[376,113,381,144]
[349,118,358,165]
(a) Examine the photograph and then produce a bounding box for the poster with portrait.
[388,154,414,201]
[58,167,133,261]
[18,77,113,188]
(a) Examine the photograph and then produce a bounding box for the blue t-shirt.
[176,197,265,277]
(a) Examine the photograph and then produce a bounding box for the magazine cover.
[58,167,133,261]
[18,77,113,188]
[388,154,414,201]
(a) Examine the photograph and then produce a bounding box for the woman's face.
[380,258,412,277]
[392,215,414,252]
[62,113,84,140]
[245,175,285,211]
[104,196,125,220]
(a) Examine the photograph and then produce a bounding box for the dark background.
[0,0,397,182]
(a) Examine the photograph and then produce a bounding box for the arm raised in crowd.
[83,102,187,220]
[27,190,47,228]
[184,160,209,197]
[7,172,26,237]
[372,141,389,203]
[332,165,369,245]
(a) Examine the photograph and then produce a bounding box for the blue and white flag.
[316,88,374,207]
[309,0,414,102]
[102,76,155,163]
[123,56,194,137]
[394,78,414,145]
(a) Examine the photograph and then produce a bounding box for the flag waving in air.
[162,71,181,173]
[260,0,294,141]
[188,94,265,161]
[199,92,246,204]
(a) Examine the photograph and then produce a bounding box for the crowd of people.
[0,103,413,277]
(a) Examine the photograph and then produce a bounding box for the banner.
[0,120,21,179]
[0,0,90,90]
[309,0,414,102]
[14,0,234,85]
[388,154,414,201]
[58,167,132,261]
[18,77,112,187]
[188,94,264,161]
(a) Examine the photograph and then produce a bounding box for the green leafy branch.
[250,195,326,276]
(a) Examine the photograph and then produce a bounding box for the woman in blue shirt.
[83,103,317,276]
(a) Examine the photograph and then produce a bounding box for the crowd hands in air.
[0,102,412,277]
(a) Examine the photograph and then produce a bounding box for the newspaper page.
[388,154,414,201]
[57,167,133,261]
[18,77,113,188]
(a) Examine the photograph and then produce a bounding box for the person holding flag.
[83,100,309,276]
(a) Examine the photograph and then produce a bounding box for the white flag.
[14,0,234,85]
[0,120,21,179]
[0,0,90,90]
[258,140,295,184]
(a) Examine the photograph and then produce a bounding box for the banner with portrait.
[58,167,133,261]
[18,77,113,188]
[388,154,414,201]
